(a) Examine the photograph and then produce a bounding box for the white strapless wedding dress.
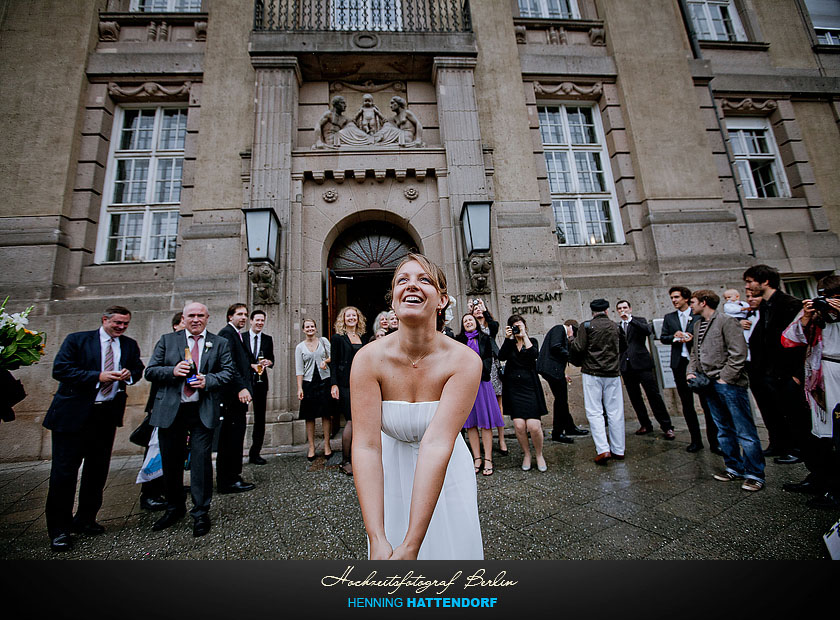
[378,400,484,560]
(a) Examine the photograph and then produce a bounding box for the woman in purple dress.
[456,313,505,476]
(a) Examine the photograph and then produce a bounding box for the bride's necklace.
[405,350,430,368]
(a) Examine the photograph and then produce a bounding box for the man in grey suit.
[144,302,234,537]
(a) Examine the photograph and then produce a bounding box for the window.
[538,104,621,246]
[97,107,186,263]
[330,0,402,31]
[726,118,789,199]
[130,0,202,12]
[518,0,579,19]
[687,1,746,41]
[805,0,840,45]
[783,277,816,300]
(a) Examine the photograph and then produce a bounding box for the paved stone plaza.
[0,420,835,560]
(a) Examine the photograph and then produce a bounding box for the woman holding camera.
[499,314,548,471]
[471,298,509,456]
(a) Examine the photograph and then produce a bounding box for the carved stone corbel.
[248,262,279,305]
[514,25,526,44]
[465,253,493,296]
[589,26,605,46]
[194,20,207,41]
[99,21,120,42]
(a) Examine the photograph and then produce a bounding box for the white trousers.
[582,373,625,455]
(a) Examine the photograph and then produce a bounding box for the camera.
[512,325,521,335]
[811,296,832,314]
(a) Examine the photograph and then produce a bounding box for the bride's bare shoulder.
[439,335,481,370]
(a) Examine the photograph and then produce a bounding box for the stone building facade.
[1,0,838,461]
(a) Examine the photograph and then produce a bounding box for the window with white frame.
[726,118,789,199]
[518,0,579,19]
[805,0,840,45]
[782,277,816,300]
[687,1,746,41]
[130,0,202,12]
[538,104,621,246]
[97,107,186,263]
[331,0,402,31]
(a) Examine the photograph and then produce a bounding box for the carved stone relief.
[466,253,493,296]
[249,263,279,305]
[534,81,603,98]
[108,81,192,101]
[720,98,778,114]
[313,94,424,149]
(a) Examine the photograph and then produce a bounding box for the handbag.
[129,414,154,447]
[687,372,712,392]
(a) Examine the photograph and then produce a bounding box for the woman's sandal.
[482,459,494,476]
[473,457,482,474]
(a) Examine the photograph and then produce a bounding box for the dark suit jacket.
[749,289,805,380]
[660,310,702,371]
[144,330,234,430]
[455,332,494,382]
[537,324,568,382]
[244,332,275,389]
[329,333,369,389]
[218,323,253,395]
[619,316,655,373]
[44,329,145,432]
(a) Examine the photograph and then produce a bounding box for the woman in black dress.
[330,306,368,475]
[499,314,548,472]
[295,319,332,461]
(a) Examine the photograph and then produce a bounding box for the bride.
[351,253,484,560]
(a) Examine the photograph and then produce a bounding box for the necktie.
[253,334,259,356]
[621,321,627,334]
[183,335,202,397]
[680,311,687,332]
[101,337,115,397]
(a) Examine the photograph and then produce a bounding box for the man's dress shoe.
[218,480,255,494]
[762,445,783,457]
[594,452,611,465]
[50,533,74,552]
[774,454,803,465]
[193,515,211,537]
[140,496,168,511]
[550,434,574,444]
[710,446,725,456]
[566,426,589,436]
[249,456,267,465]
[71,521,105,535]
[783,479,823,495]
[686,442,703,453]
[152,509,185,531]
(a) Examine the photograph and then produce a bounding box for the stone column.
[248,56,301,448]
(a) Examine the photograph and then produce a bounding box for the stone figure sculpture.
[312,94,424,149]
[248,263,278,304]
[354,94,385,135]
[466,253,492,296]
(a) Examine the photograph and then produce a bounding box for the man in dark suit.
[244,309,274,465]
[145,302,235,537]
[43,306,145,551]
[744,264,808,463]
[216,303,256,493]
[660,286,720,453]
[616,300,674,439]
[538,322,588,443]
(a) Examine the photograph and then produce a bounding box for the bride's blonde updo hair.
[390,252,450,331]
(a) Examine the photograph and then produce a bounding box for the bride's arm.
[350,346,391,560]
[391,348,481,560]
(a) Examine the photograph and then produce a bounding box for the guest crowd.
[24,263,840,552]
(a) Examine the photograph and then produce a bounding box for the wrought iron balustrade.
[254,0,472,33]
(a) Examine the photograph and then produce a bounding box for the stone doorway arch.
[326,221,419,337]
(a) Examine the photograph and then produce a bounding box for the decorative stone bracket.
[248,261,280,305]
[465,252,493,296]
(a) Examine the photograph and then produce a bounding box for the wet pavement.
[0,418,836,560]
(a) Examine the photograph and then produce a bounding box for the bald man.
[144,303,235,537]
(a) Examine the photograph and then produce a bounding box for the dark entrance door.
[326,222,417,338]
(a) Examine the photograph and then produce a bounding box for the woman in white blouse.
[295,318,333,460]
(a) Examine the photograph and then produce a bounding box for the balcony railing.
[254,0,472,33]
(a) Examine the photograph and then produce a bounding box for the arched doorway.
[326,221,418,337]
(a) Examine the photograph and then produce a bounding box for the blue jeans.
[705,382,765,483]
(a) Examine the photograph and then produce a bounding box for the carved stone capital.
[248,262,280,305]
[720,98,778,115]
[534,81,603,99]
[108,81,192,102]
[465,253,493,296]
[98,21,120,42]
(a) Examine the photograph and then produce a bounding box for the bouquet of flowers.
[0,297,46,371]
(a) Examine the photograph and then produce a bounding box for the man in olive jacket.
[570,298,626,464]
[686,290,765,491]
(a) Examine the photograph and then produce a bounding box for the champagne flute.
[256,352,265,383]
